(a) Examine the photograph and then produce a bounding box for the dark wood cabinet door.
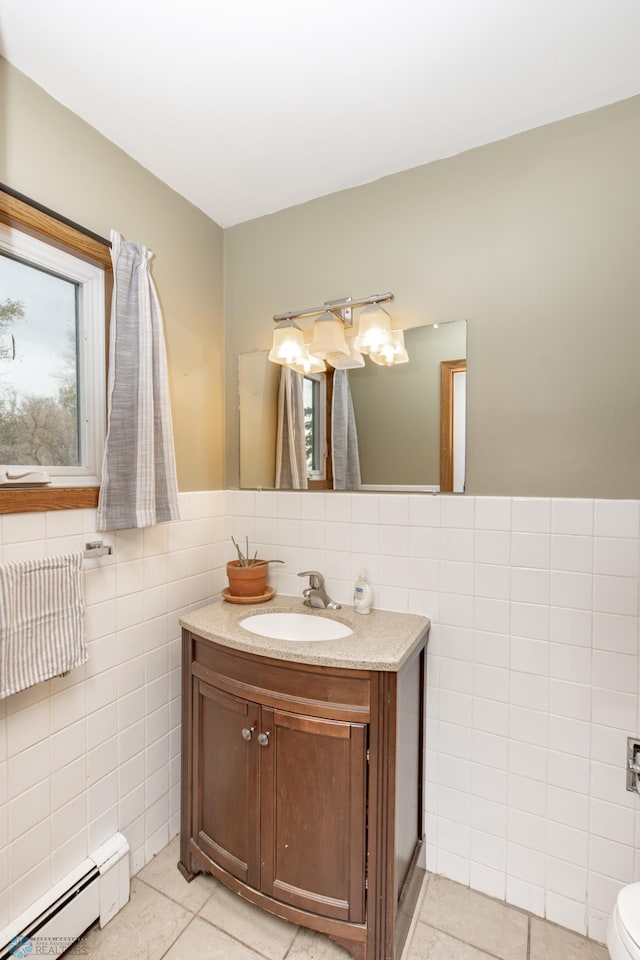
[259,708,367,923]
[192,678,260,887]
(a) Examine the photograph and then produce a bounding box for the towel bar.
[84,540,113,559]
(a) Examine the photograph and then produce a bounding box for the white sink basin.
[240,612,352,642]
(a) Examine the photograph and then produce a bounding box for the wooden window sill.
[0,487,99,514]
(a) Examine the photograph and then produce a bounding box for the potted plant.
[226,536,283,599]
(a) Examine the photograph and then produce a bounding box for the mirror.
[239,319,467,492]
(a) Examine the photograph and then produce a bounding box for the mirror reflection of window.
[303,372,326,480]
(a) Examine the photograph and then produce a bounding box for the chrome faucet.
[298,570,341,610]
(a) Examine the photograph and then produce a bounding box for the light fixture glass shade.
[353,305,392,355]
[328,338,365,369]
[290,346,326,375]
[309,312,350,360]
[369,329,409,367]
[268,320,305,366]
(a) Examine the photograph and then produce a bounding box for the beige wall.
[224,96,640,498]
[1,58,225,490]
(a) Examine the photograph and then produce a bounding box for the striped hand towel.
[0,552,87,699]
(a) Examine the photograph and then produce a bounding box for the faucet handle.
[297,570,324,589]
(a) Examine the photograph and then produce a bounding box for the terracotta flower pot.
[226,559,269,598]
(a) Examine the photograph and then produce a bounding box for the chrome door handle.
[257,731,270,747]
[241,726,255,742]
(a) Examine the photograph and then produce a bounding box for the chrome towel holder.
[83,540,113,559]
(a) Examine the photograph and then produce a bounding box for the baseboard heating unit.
[0,833,130,959]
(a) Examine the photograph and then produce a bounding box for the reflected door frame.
[440,359,467,493]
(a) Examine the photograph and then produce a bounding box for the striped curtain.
[332,369,361,490]
[275,366,308,489]
[96,231,180,531]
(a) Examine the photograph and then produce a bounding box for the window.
[303,369,333,489]
[303,373,326,481]
[0,186,112,513]
[0,229,105,480]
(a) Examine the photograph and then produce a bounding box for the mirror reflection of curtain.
[332,370,361,490]
[275,366,308,489]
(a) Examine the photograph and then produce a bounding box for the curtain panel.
[332,369,361,490]
[275,366,308,489]
[97,231,180,530]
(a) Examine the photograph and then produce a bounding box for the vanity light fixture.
[290,346,326,375]
[353,305,393,355]
[268,319,306,366]
[329,339,365,369]
[269,292,409,369]
[309,312,350,361]
[369,329,409,366]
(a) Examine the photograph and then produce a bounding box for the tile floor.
[70,837,610,960]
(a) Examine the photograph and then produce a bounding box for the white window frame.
[303,371,327,482]
[0,221,106,487]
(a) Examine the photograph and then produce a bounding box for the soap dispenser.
[353,569,372,615]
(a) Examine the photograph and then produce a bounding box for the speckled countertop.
[179,594,430,671]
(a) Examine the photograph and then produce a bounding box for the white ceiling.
[2,0,640,227]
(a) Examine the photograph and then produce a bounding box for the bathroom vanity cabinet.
[179,599,429,960]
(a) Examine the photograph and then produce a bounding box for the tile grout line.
[195,907,294,960]
[135,874,213,918]
[135,871,326,960]
[158,911,199,960]
[132,875,203,960]
[129,875,208,960]
[137,875,278,960]
[192,886,297,960]
[417,875,533,960]
[414,918,524,960]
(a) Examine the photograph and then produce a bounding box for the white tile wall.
[0,491,227,931]
[230,491,640,943]
[2,490,638,946]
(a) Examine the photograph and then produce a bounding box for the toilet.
[608,882,640,959]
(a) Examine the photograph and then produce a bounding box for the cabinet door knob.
[241,726,255,742]
[257,731,271,747]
